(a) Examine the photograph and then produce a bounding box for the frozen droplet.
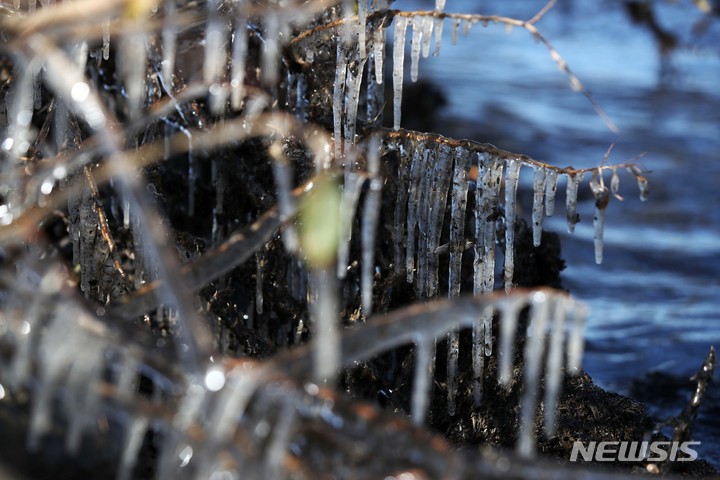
[204,367,226,392]
[392,16,408,130]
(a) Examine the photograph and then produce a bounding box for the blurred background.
[395,0,720,465]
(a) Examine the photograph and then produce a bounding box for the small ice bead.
[392,16,409,130]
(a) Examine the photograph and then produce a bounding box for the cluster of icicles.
[0,258,586,478]
[0,0,653,475]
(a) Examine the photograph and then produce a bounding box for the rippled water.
[398,0,720,465]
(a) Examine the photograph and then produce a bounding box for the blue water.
[397,0,720,465]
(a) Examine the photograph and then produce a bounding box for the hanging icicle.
[531,166,546,247]
[336,172,365,279]
[503,159,521,292]
[344,55,367,146]
[372,26,385,84]
[425,142,453,298]
[565,171,585,234]
[262,12,281,85]
[435,0,446,11]
[544,297,567,436]
[421,15,434,58]
[517,291,551,458]
[392,16,408,130]
[410,16,425,82]
[358,0,368,60]
[405,140,425,284]
[544,169,559,216]
[231,19,248,110]
[567,302,587,373]
[161,1,176,86]
[393,141,411,277]
[333,41,348,158]
[270,141,299,253]
[361,136,382,315]
[589,169,610,264]
[451,18,460,45]
[433,16,444,56]
[411,336,435,426]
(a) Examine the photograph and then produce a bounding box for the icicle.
[503,159,521,292]
[102,21,111,61]
[358,0,367,60]
[28,0,36,13]
[333,41,348,158]
[311,268,339,383]
[629,166,650,202]
[264,402,296,478]
[162,2,176,86]
[412,337,435,425]
[517,291,551,458]
[589,169,609,264]
[256,251,264,315]
[421,15,434,58]
[183,129,195,216]
[405,141,425,284]
[462,18,472,36]
[435,0,446,11]
[392,16,408,130]
[262,13,280,85]
[472,153,504,402]
[433,17,444,56]
[414,146,433,295]
[544,297,567,436]
[118,417,149,480]
[393,142,411,276]
[344,57,367,145]
[372,26,385,84]
[531,166,546,247]
[426,143,453,298]
[544,169,559,216]
[610,168,623,200]
[341,0,354,46]
[118,32,147,116]
[336,172,365,279]
[411,18,423,80]
[270,142,299,252]
[449,146,471,298]
[361,136,382,315]
[231,19,248,110]
[565,171,585,233]
[451,18,460,45]
[567,302,586,373]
